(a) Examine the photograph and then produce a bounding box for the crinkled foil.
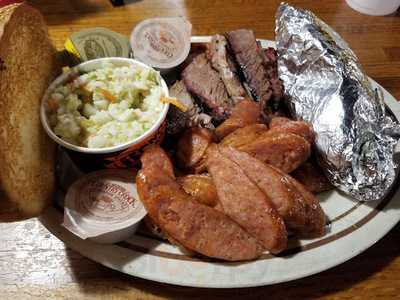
[276,3,400,201]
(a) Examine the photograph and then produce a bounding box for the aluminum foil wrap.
[276,3,400,201]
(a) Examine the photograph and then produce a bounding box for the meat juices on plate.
[217,145,326,237]
[206,144,287,254]
[137,145,265,261]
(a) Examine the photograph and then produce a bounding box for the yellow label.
[64,38,81,59]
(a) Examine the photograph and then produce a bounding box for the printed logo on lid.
[76,179,135,221]
[70,170,143,224]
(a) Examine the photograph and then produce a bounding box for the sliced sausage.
[215,99,261,140]
[206,144,287,254]
[221,124,268,148]
[218,145,326,237]
[177,174,219,207]
[229,99,261,122]
[237,131,311,173]
[291,162,333,194]
[215,118,245,140]
[141,144,175,178]
[269,117,315,144]
[137,145,264,261]
[176,127,215,171]
[282,173,327,237]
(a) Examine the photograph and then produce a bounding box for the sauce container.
[66,27,131,61]
[62,169,147,243]
[130,17,192,73]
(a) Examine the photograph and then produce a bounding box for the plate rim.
[40,37,400,288]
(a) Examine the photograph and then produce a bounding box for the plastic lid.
[62,169,147,240]
[68,27,131,61]
[346,0,400,16]
[130,17,192,69]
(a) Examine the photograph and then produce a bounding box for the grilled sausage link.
[218,145,326,237]
[177,174,219,207]
[269,117,315,144]
[176,127,216,173]
[237,131,311,173]
[221,124,268,148]
[215,99,261,140]
[291,162,333,194]
[206,144,287,254]
[137,145,265,261]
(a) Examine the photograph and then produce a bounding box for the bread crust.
[0,3,59,218]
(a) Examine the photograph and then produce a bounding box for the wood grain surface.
[1,0,399,299]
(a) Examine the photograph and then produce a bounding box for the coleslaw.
[47,62,164,148]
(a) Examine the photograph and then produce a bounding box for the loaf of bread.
[0,3,60,217]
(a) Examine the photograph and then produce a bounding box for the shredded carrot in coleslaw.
[48,98,59,111]
[98,88,117,103]
[160,96,188,112]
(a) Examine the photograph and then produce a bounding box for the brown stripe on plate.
[116,195,392,262]
[116,241,204,262]
[274,194,391,258]
[326,202,363,225]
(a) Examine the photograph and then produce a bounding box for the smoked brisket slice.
[167,81,213,135]
[226,29,272,106]
[207,34,247,103]
[260,47,284,102]
[182,53,234,121]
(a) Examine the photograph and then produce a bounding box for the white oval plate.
[40,38,400,288]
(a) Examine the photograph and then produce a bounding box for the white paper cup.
[346,0,400,16]
[130,17,192,74]
[62,169,147,244]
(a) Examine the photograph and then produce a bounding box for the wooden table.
[1,0,399,299]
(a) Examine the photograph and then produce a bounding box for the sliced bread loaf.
[0,3,60,218]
